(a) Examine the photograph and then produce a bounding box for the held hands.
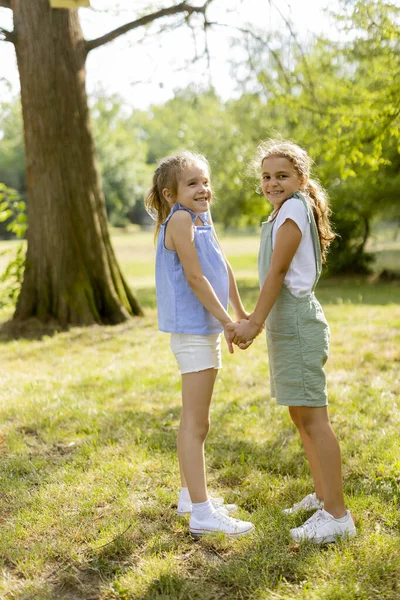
[227,319,262,349]
[223,314,263,353]
[223,322,253,353]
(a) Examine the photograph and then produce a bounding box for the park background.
[0,0,399,599]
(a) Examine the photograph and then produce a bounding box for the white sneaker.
[283,492,324,515]
[177,495,238,516]
[290,509,357,544]
[189,508,255,537]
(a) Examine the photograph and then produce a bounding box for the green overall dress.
[258,191,330,407]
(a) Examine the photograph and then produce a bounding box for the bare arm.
[229,219,302,344]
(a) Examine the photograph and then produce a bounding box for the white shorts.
[170,333,222,375]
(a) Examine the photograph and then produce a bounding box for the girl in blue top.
[228,140,357,544]
[145,151,254,538]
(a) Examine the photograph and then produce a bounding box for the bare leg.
[296,406,346,518]
[289,406,324,500]
[177,368,218,503]
[178,460,187,488]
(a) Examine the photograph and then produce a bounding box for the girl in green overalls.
[227,139,357,544]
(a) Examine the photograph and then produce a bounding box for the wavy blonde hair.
[254,139,336,263]
[145,151,211,239]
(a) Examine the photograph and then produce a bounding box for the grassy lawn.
[0,231,399,599]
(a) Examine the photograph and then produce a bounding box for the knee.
[183,417,210,440]
[300,418,317,437]
[299,414,329,438]
[195,419,210,441]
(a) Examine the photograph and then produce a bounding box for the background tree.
[0,0,211,326]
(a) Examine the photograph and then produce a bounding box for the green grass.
[0,231,399,599]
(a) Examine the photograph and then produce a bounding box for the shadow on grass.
[7,529,319,600]
[133,519,334,600]
[0,313,151,348]
[0,317,65,342]
[134,533,400,600]
[7,536,141,600]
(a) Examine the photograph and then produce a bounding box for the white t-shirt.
[271,197,316,297]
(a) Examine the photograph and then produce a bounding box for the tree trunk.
[12,0,143,326]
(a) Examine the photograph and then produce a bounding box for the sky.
[0,0,341,110]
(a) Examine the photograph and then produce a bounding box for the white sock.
[179,487,191,501]
[192,499,215,520]
[334,512,349,522]
[325,509,349,522]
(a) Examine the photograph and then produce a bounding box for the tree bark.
[12,0,143,326]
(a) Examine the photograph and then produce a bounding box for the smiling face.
[261,155,307,209]
[163,161,211,214]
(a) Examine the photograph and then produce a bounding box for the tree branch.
[85,1,212,54]
[0,25,15,43]
[0,0,11,8]
[268,0,322,110]
[208,21,293,91]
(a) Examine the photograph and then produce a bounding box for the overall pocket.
[267,329,304,397]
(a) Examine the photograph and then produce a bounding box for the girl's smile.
[261,156,307,209]
[176,163,211,214]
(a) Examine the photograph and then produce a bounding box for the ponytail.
[305,179,336,263]
[144,171,172,240]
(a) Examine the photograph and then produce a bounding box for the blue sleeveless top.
[155,203,229,334]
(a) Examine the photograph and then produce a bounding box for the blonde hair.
[145,151,211,238]
[255,139,336,263]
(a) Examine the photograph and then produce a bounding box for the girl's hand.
[231,319,261,345]
[237,339,253,350]
[224,322,253,352]
[225,321,254,351]
[247,311,265,331]
[223,322,235,354]
[232,311,259,348]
